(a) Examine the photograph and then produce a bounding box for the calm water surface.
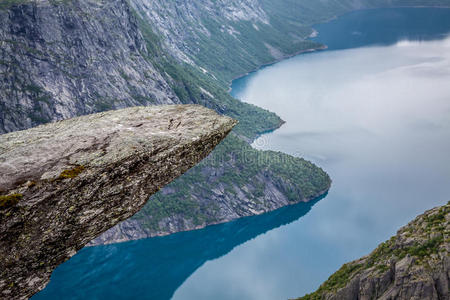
[35,8,450,300]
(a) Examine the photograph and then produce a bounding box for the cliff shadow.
[33,194,326,300]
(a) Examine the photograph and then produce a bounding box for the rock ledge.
[0,104,236,299]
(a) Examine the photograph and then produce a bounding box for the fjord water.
[35,8,450,300]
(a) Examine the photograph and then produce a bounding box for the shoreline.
[227,44,328,93]
[228,6,450,95]
[228,5,450,143]
[89,186,331,247]
[90,42,332,247]
[91,24,336,248]
[93,5,450,247]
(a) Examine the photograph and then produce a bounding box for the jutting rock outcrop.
[297,202,450,300]
[0,105,236,299]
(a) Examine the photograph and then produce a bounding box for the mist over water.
[34,8,450,300]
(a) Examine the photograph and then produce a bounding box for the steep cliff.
[0,0,180,134]
[0,0,332,246]
[0,105,236,299]
[0,0,282,137]
[131,0,450,83]
[91,135,330,244]
[131,0,321,83]
[297,202,450,300]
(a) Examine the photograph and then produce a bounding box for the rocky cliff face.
[91,135,330,245]
[0,0,179,134]
[0,105,236,299]
[297,202,450,300]
[131,0,321,82]
[130,0,269,65]
[0,0,332,247]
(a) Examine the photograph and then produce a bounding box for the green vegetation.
[134,134,330,231]
[302,263,364,299]
[126,3,335,233]
[0,194,22,209]
[156,60,283,139]
[297,203,449,299]
[135,12,283,140]
[407,235,444,258]
[424,206,447,228]
[58,165,85,179]
[190,16,321,84]
[93,98,115,112]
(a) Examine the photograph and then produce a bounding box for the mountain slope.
[0,0,180,133]
[130,0,450,85]
[3,0,446,246]
[92,135,330,244]
[131,0,321,84]
[95,0,450,244]
[0,0,331,246]
[297,202,450,300]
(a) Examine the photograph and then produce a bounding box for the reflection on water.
[221,19,450,300]
[34,197,324,299]
[35,8,450,300]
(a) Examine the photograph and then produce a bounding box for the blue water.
[231,7,450,96]
[35,8,450,300]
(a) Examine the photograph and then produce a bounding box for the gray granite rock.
[0,105,236,299]
[0,0,180,134]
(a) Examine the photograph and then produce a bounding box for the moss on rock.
[0,194,22,209]
[58,165,85,179]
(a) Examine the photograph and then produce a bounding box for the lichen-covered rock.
[0,105,236,299]
[297,202,450,300]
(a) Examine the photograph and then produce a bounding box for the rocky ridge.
[297,202,450,300]
[0,105,236,299]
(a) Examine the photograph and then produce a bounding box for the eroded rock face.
[0,0,180,134]
[0,105,236,299]
[130,0,269,63]
[297,202,450,300]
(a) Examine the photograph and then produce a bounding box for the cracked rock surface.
[0,104,236,299]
